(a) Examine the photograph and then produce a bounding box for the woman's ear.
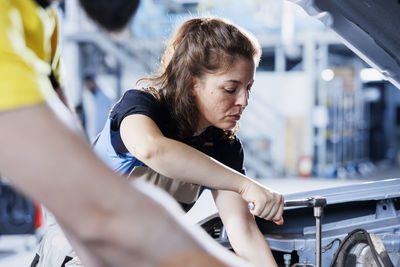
[192,77,199,97]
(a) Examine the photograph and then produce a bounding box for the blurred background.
[1,0,400,265]
[61,0,400,180]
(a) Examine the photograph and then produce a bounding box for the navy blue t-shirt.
[109,89,246,175]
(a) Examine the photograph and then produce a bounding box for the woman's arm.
[212,190,278,267]
[120,114,284,222]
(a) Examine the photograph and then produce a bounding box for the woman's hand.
[239,180,284,225]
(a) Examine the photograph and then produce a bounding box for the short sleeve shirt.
[108,89,246,175]
[110,90,245,174]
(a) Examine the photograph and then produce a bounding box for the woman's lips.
[228,114,241,121]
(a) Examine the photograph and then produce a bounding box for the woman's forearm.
[213,191,278,267]
[121,114,249,193]
[227,223,277,267]
[143,135,249,193]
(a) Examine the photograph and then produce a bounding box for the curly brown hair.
[137,17,261,139]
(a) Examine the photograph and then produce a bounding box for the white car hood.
[291,0,400,89]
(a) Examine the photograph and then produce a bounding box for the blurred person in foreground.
[92,17,284,267]
[0,0,249,266]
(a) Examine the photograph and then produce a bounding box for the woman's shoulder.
[109,88,164,124]
[121,88,159,102]
[112,89,159,111]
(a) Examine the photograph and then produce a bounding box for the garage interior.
[0,0,399,266]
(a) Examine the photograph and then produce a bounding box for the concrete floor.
[0,172,398,266]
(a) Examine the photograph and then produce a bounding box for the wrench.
[248,197,327,267]
[284,197,327,267]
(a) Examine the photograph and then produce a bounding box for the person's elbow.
[132,135,166,164]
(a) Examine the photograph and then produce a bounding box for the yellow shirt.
[0,0,62,110]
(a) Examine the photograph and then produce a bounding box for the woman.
[94,17,284,267]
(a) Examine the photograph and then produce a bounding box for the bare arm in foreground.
[0,103,247,267]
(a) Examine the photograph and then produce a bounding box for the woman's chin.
[217,122,237,131]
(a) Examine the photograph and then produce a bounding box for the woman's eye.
[224,88,236,94]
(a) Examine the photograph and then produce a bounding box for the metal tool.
[284,196,327,267]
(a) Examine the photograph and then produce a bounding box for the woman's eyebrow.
[223,79,241,84]
[224,79,255,85]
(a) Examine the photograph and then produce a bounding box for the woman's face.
[193,57,255,131]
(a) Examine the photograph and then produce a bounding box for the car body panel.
[290,0,400,89]
[199,178,400,266]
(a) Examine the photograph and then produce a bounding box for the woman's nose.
[235,89,249,107]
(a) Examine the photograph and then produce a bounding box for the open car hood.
[291,0,400,89]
